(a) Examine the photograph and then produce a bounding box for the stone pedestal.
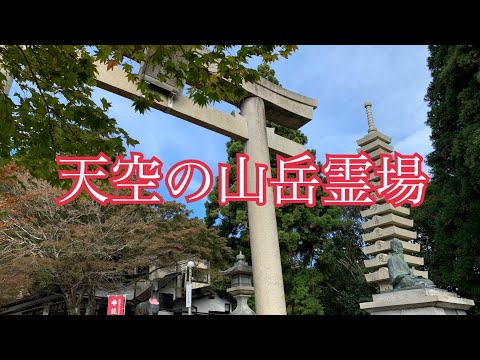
[360,288,475,315]
[228,287,256,315]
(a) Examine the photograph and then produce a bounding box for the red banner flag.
[107,295,126,315]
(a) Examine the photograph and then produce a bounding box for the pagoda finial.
[364,100,377,133]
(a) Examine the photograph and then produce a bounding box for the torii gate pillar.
[242,96,286,314]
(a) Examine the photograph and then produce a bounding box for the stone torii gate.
[2,50,318,315]
[100,60,318,315]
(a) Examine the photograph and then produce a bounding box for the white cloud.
[394,126,433,159]
[394,126,433,176]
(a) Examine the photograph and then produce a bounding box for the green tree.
[0,45,297,185]
[318,206,376,314]
[205,64,349,315]
[411,45,480,313]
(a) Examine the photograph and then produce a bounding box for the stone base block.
[360,288,474,315]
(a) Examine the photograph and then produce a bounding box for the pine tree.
[319,206,376,314]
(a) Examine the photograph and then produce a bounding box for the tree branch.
[16,45,58,154]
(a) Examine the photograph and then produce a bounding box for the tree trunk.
[63,287,85,315]
[65,293,80,315]
[85,287,97,315]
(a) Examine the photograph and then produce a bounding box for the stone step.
[364,253,424,269]
[365,267,389,283]
[362,213,414,231]
[356,131,392,148]
[362,226,417,243]
[363,147,393,161]
[371,191,386,204]
[361,203,410,218]
[357,139,393,154]
[377,281,393,293]
[369,156,395,168]
[365,266,428,283]
[373,157,391,167]
[363,239,420,256]
[369,173,380,182]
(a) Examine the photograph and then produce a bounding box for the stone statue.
[135,281,160,315]
[387,239,435,290]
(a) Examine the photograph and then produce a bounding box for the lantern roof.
[221,252,253,276]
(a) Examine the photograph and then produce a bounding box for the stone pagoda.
[356,101,426,293]
[357,101,474,314]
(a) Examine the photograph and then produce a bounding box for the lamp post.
[186,260,194,315]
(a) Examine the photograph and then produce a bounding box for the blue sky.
[89,45,432,219]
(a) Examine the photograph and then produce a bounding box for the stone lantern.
[221,252,255,315]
